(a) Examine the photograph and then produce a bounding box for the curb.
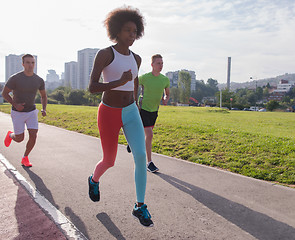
[0,153,88,240]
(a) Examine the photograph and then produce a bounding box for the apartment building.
[77,48,99,90]
[65,61,78,89]
[5,54,37,82]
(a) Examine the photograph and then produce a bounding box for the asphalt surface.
[1,111,295,240]
[0,160,67,239]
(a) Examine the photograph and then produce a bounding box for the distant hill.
[218,73,295,90]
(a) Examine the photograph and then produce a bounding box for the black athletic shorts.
[140,109,158,128]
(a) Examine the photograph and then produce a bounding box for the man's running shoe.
[4,131,13,147]
[132,203,153,227]
[21,156,32,167]
[127,145,131,153]
[147,162,159,173]
[88,175,100,202]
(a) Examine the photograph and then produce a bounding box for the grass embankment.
[1,104,294,185]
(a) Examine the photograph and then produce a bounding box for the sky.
[0,0,295,84]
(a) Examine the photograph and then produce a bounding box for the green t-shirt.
[139,72,170,112]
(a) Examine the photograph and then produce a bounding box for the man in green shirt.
[128,54,170,172]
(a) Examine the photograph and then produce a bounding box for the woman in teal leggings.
[87,6,153,227]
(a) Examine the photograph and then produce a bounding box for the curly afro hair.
[104,6,145,42]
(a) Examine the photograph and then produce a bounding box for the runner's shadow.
[157,173,295,240]
[3,170,65,240]
[22,166,59,209]
[65,207,89,239]
[96,212,126,240]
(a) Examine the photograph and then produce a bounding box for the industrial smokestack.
[227,57,231,90]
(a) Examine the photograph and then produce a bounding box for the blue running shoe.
[132,204,153,227]
[88,176,100,202]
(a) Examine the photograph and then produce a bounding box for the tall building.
[166,71,178,88]
[77,48,99,90]
[46,69,62,90]
[166,69,196,91]
[5,54,37,82]
[65,61,78,89]
[46,70,59,82]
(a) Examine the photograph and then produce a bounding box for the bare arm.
[39,89,47,116]
[89,48,133,93]
[162,87,170,105]
[2,86,25,111]
[133,53,142,104]
[134,77,139,103]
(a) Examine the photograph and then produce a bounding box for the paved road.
[0,159,67,239]
[1,111,295,240]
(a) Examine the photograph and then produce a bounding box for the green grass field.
[1,103,294,185]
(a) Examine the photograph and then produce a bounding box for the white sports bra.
[102,46,138,91]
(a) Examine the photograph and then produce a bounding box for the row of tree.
[36,71,295,112]
[40,70,202,106]
[36,87,102,106]
[170,71,295,111]
[217,84,295,111]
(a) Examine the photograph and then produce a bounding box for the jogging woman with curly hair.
[88,6,153,227]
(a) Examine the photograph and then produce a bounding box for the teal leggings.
[93,102,147,203]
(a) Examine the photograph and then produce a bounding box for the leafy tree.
[281,87,295,109]
[67,90,87,105]
[178,71,191,104]
[234,89,250,109]
[256,87,263,101]
[263,87,270,99]
[47,98,58,104]
[84,90,102,106]
[247,91,256,106]
[282,95,291,103]
[35,92,41,103]
[216,89,234,108]
[191,80,206,102]
[285,86,295,99]
[170,87,180,104]
[50,89,65,103]
[207,78,219,93]
[191,78,219,104]
[266,100,280,111]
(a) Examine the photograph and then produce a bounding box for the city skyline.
[0,0,294,84]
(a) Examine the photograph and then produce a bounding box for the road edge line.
[0,153,88,240]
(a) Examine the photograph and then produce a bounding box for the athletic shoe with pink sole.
[21,156,32,167]
[4,131,13,147]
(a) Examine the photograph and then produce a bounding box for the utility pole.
[255,80,257,111]
[220,89,222,108]
[227,57,231,90]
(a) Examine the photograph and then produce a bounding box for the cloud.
[1,0,294,83]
